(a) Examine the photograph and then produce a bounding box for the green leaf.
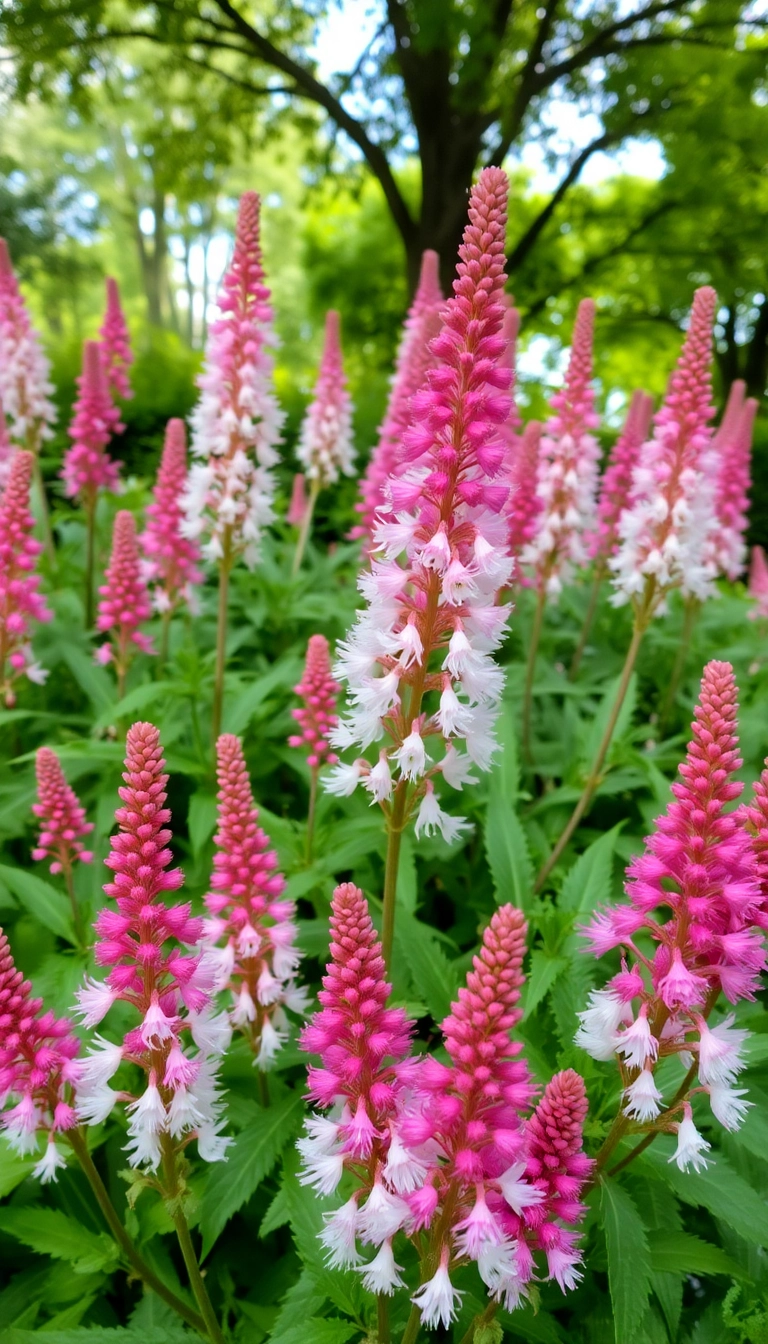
[523,950,567,1015]
[270,1321,357,1344]
[394,908,460,1024]
[282,1172,363,1321]
[649,1231,745,1278]
[397,833,417,914]
[0,864,76,944]
[199,1093,303,1258]
[223,659,302,735]
[92,680,176,732]
[484,786,533,913]
[187,792,217,857]
[58,645,114,714]
[269,1267,325,1335]
[601,1177,652,1343]
[5,1331,192,1344]
[642,1143,768,1246]
[495,700,522,802]
[0,1145,35,1198]
[0,1208,119,1275]
[558,824,622,915]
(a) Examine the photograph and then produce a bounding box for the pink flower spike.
[287,472,308,526]
[610,287,718,612]
[521,298,600,598]
[297,310,355,487]
[523,1069,591,1281]
[590,389,654,562]
[0,398,14,489]
[0,926,80,1176]
[182,191,284,570]
[99,277,133,400]
[507,421,543,567]
[289,635,340,769]
[203,734,302,1068]
[141,419,202,616]
[62,340,122,504]
[709,395,757,581]
[0,450,52,705]
[0,238,57,453]
[351,248,444,545]
[748,545,768,619]
[96,511,155,684]
[32,747,93,874]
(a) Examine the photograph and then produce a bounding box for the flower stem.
[159,609,172,671]
[535,612,647,891]
[381,782,408,971]
[459,1299,499,1344]
[658,595,700,734]
[257,1068,270,1108]
[85,494,97,628]
[522,584,546,766]
[306,767,318,863]
[399,1304,421,1344]
[377,1294,391,1344]
[292,478,321,576]
[62,860,85,951]
[162,1140,225,1344]
[32,453,56,566]
[212,530,233,746]
[569,566,603,680]
[66,1128,206,1336]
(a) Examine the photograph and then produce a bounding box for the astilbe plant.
[289,633,340,852]
[0,398,13,488]
[0,449,51,704]
[327,167,515,965]
[0,238,57,454]
[96,510,155,697]
[202,733,307,1074]
[293,309,355,572]
[506,420,543,574]
[141,418,202,660]
[99,276,133,399]
[709,390,757,582]
[748,544,768,619]
[32,746,93,943]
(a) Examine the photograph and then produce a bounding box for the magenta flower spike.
[289,635,340,769]
[590,389,654,563]
[710,396,757,581]
[351,249,444,546]
[182,191,284,569]
[100,277,133,400]
[577,661,765,1161]
[0,397,14,489]
[32,747,93,874]
[713,379,746,450]
[0,238,56,453]
[62,340,122,506]
[202,734,306,1067]
[521,1071,592,1292]
[500,302,522,447]
[0,927,81,1181]
[521,298,600,598]
[297,310,355,487]
[96,510,155,690]
[507,421,543,569]
[610,287,718,613]
[74,722,230,1167]
[328,168,514,839]
[287,472,308,526]
[748,544,768,619]
[0,449,51,704]
[142,419,202,616]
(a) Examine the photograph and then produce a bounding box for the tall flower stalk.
[142,419,202,663]
[99,277,134,399]
[293,309,355,573]
[0,449,51,704]
[32,747,93,945]
[182,191,284,742]
[327,167,514,968]
[289,634,340,856]
[536,286,718,890]
[96,510,155,700]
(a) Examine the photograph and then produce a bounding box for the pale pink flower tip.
[0,449,52,706]
[748,545,768,619]
[524,1070,591,1291]
[32,747,94,873]
[62,339,122,503]
[287,472,308,527]
[507,420,543,565]
[100,277,133,400]
[441,903,528,1077]
[289,634,340,767]
[0,237,57,452]
[711,392,757,581]
[297,310,355,487]
[591,389,653,562]
[142,419,202,615]
[96,510,155,668]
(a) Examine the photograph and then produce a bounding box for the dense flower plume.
[577,661,765,1164]
[0,928,80,1182]
[0,238,56,452]
[710,386,757,581]
[351,249,443,545]
[328,168,514,840]
[0,399,13,488]
[99,277,133,400]
[96,510,154,676]
[297,310,355,488]
[183,191,284,569]
[32,747,93,874]
[521,300,600,597]
[289,634,340,768]
[74,722,229,1167]
[202,734,306,1066]
[748,544,768,619]
[507,420,543,567]
[500,301,522,447]
[0,449,51,703]
[610,287,718,612]
[142,419,202,615]
[62,340,122,504]
[590,389,653,563]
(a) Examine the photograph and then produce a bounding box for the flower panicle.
[96,510,155,672]
[32,747,93,873]
[0,449,51,704]
[62,340,122,504]
[289,634,340,768]
[99,277,133,400]
[0,237,57,452]
[297,310,355,487]
[748,545,768,619]
[710,394,757,581]
[590,389,654,562]
[142,419,202,615]
[507,420,543,568]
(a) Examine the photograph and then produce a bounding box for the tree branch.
[507,130,620,273]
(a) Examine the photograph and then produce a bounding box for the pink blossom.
[289,635,340,768]
[329,169,515,838]
[0,450,51,705]
[709,393,757,581]
[74,722,229,1165]
[748,545,768,619]
[297,310,355,486]
[182,191,284,569]
[0,238,56,452]
[500,302,522,448]
[0,927,80,1180]
[521,300,600,598]
[0,398,14,489]
[96,511,155,679]
[739,758,768,914]
[287,472,308,526]
[99,277,133,400]
[202,734,305,1067]
[610,288,718,612]
[32,747,93,874]
[507,421,543,567]
[62,340,122,505]
[590,389,653,562]
[351,249,444,545]
[522,1070,592,1292]
[141,419,202,615]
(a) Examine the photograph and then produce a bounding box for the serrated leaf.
[0,865,75,944]
[484,787,533,913]
[282,1171,363,1320]
[0,1208,118,1275]
[559,824,622,915]
[601,1178,652,1343]
[6,1331,193,1344]
[199,1093,303,1258]
[642,1143,768,1246]
[523,950,567,1015]
[270,1267,325,1334]
[270,1322,357,1344]
[649,1231,745,1278]
[92,680,177,732]
[394,908,459,1024]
